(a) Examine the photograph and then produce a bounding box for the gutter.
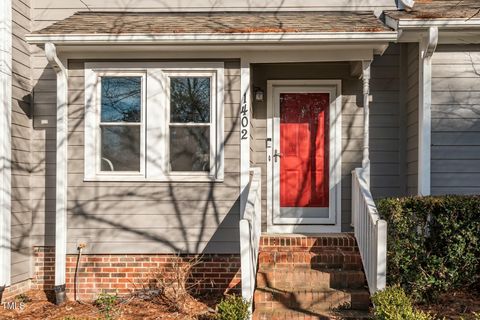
[386,15,480,30]
[45,42,68,305]
[25,31,398,45]
[0,0,12,296]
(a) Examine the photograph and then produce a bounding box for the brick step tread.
[256,269,367,290]
[259,262,364,271]
[254,287,371,311]
[253,308,372,320]
[259,248,360,254]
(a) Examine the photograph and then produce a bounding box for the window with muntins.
[84,63,224,181]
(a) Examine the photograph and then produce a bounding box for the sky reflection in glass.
[101,76,141,122]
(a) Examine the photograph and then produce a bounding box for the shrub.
[377,195,480,302]
[216,295,250,320]
[95,292,119,320]
[143,255,203,314]
[372,286,433,320]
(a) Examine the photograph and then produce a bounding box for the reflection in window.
[100,76,142,172]
[170,77,210,123]
[169,76,211,172]
[101,77,141,122]
[101,126,140,171]
[170,127,210,172]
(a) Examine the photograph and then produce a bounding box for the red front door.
[279,93,329,209]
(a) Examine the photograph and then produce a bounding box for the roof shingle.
[32,11,392,35]
[385,0,480,20]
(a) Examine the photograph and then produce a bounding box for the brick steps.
[257,268,367,290]
[253,308,372,320]
[253,234,371,320]
[254,287,370,311]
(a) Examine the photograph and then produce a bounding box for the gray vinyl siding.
[30,46,56,248]
[406,43,419,195]
[431,45,480,195]
[370,44,402,200]
[251,44,402,231]
[58,60,241,254]
[11,0,33,284]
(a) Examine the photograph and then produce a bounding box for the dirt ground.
[0,290,216,320]
[2,288,479,319]
[418,290,480,319]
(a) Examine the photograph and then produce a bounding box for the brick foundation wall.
[1,279,32,302]
[31,247,240,301]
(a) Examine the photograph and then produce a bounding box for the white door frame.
[266,80,342,234]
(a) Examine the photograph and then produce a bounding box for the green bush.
[95,292,119,320]
[377,195,480,302]
[216,295,250,320]
[372,286,433,320]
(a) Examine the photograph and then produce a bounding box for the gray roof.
[385,0,480,20]
[32,11,392,35]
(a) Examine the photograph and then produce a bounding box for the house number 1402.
[241,93,248,140]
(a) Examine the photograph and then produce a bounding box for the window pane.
[101,76,141,122]
[170,126,210,172]
[170,77,210,123]
[101,126,140,171]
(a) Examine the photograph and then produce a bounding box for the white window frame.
[164,71,218,180]
[93,71,146,178]
[84,62,224,182]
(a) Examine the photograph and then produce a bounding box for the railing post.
[376,220,387,291]
[240,167,262,319]
[240,219,252,301]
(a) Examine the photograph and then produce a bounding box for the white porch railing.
[240,167,262,307]
[352,168,387,295]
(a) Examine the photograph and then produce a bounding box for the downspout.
[0,0,12,298]
[418,27,438,196]
[362,61,372,186]
[45,42,68,305]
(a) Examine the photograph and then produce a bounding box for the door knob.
[273,149,283,162]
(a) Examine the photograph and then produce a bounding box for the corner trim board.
[240,59,251,216]
[0,0,12,288]
[45,43,68,291]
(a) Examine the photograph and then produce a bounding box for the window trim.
[84,62,225,182]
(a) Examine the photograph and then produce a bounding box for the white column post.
[240,59,251,215]
[418,27,438,196]
[362,61,372,186]
[0,0,12,293]
[45,43,68,304]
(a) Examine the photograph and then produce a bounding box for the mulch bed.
[0,290,217,320]
[418,290,480,319]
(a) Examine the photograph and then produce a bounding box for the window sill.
[83,175,224,183]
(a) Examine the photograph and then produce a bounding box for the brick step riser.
[259,252,362,266]
[254,290,370,311]
[259,259,363,271]
[260,234,359,252]
[256,272,367,290]
[253,311,371,320]
[253,312,331,320]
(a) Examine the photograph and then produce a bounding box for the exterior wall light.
[254,87,264,102]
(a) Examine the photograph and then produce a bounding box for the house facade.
[1,0,480,317]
